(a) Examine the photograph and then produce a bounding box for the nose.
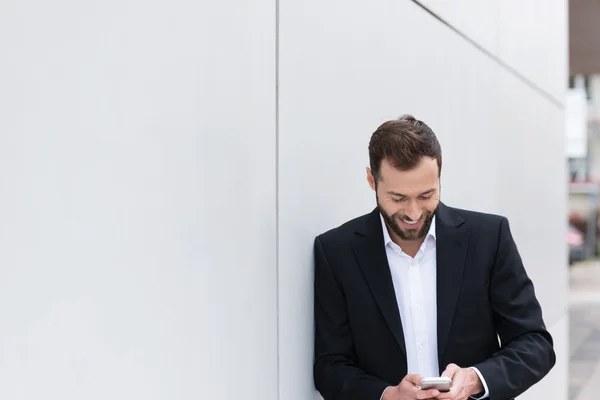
[406,202,421,221]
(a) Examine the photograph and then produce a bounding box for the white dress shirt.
[379,214,489,399]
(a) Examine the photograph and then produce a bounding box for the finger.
[415,389,439,399]
[441,363,459,378]
[441,363,460,378]
[403,373,424,387]
[434,388,455,400]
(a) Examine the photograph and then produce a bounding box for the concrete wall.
[0,0,277,399]
[417,0,567,100]
[279,1,567,399]
[0,0,567,399]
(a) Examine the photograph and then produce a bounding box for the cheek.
[380,201,402,216]
[390,206,406,218]
[423,199,439,212]
[379,196,400,209]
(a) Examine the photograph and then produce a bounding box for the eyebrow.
[387,189,435,197]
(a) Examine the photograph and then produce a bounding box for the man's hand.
[382,374,441,400]
[435,364,484,400]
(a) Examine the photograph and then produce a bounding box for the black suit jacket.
[313,203,555,400]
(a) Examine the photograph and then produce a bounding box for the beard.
[377,195,437,241]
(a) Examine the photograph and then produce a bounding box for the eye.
[392,197,405,203]
[418,195,432,200]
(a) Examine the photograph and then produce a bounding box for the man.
[313,115,555,400]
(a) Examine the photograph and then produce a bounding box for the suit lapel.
[435,203,470,363]
[352,209,407,357]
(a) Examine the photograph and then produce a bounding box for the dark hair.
[368,114,442,181]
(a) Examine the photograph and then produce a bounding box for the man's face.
[368,157,440,241]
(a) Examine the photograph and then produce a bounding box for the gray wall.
[0,0,567,399]
[0,0,277,398]
[279,1,567,399]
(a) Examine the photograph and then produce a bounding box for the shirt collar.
[379,213,437,247]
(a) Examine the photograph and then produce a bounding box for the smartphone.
[420,376,451,392]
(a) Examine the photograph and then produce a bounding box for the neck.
[390,231,425,258]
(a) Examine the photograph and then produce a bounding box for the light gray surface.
[573,355,600,400]
[0,0,277,399]
[416,0,567,100]
[0,0,568,399]
[569,261,600,400]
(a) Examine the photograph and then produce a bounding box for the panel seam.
[411,0,563,109]
[275,0,281,397]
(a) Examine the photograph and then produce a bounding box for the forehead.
[378,157,439,194]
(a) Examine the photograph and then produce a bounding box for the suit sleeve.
[313,236,390,400]
[472,217,556,399]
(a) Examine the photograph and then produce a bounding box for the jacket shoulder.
[451,206,506,223]
[449,206,508,234]
[316,212,371,245]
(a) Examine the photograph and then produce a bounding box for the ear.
[366,167,376,191]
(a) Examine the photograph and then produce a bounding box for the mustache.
[399,213,429,222]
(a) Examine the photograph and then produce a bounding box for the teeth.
[404,220,419,225]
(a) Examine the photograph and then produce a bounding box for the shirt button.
[420,342,426,349]
[415,304,421,310]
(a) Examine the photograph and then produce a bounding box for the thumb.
[441,363,460,378]
[403,373,424,387]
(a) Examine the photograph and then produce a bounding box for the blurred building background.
[0,0,584,399]
[568,0,600,260]
[568,1,600,400]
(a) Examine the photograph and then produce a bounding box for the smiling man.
[313,115,555,400]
